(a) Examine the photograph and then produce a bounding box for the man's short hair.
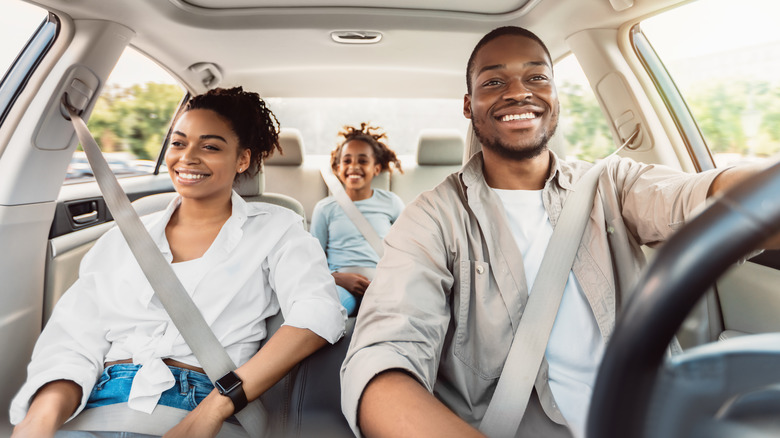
[466,26,552,95]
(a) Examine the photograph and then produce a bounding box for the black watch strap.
[215,371,248,414]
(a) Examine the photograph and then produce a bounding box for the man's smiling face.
[464,34,559,161]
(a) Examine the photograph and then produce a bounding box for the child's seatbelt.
[320,167,384,257]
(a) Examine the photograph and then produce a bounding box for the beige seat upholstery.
[263,129,328,224]
[236,163,307,222]
[391,129,465,204]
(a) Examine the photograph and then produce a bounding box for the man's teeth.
[179,173,207,180]
[501,113,536,122]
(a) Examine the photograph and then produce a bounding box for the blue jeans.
[85,364,213,411]
[336,285,359,316]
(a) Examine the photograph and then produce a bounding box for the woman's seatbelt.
[320,167,384,257]
[62,95,267,437]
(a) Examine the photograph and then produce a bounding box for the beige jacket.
[340,151,725,435]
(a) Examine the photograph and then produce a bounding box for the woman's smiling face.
[165,109,250,202]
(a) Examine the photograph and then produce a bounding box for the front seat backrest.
[236,159,307,224]
[263,129,326,225]
[390,129,465,204]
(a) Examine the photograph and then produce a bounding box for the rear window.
[265,97,468,157]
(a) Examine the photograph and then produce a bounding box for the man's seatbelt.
[479,158,607,437]
[320,167,384,258]
[62,95,267,437]
[479,126,641,438]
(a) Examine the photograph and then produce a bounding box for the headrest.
[265,128,304,166]
[416,130,465,166]
[234,163,265,197]
[463,122,482,163]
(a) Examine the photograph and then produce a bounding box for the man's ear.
[463,94,472,119]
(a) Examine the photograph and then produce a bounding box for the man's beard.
[472,109,559,161]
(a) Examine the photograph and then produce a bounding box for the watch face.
[216,371,242,394]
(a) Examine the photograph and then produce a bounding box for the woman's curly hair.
[330,122,403,174]
[178,86,281,181]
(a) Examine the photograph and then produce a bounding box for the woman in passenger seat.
[10,87,346,438]
[309,123,404,316]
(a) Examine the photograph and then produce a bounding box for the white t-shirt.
[493,188,605,438]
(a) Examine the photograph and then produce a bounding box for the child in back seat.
[310,123,404,316]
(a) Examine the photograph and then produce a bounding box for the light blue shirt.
[310,188,404,272]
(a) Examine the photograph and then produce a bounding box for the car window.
[266,63,613,163]
[0,0,53,127]
[0,1,48,78]
[640,0,780,168]
[265,97,469,157]
[555,54,615,161]
[67,48,186,183]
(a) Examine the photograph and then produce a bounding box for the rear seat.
[264,128,389,226]
[263,129,328,226]
[264,128,463,218]
[390,129,465,204]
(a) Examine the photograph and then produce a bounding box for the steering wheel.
[587,160,780,438]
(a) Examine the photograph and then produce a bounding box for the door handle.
[73,210,98,224]
[67,199,100,226]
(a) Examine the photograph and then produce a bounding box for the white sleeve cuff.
[283,297,347,344]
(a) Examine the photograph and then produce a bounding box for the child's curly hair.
[180,86,281,181]
[330,123,403,174]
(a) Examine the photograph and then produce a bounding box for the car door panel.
[45,173,175,323]
[0,202,55,433]
[717,257,780,335]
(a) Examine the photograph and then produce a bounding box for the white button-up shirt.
[10,191,346,424]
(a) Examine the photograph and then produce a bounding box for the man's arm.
[706,161,771,198]
[341,187,458,437]
[707,161,780,249]
[359,371,484,438]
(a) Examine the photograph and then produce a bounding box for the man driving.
[340,26,771,438]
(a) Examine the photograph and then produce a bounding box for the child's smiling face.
[337,139,382,196]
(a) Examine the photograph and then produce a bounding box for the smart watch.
[215,371,248,414]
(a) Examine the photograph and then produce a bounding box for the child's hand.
[333,272,371,296]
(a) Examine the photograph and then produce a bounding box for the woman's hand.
[11,419,59,438]
[12,380,82,438]
[165,326,329,437]
[164,390,233,438]
[332,272,370,295]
